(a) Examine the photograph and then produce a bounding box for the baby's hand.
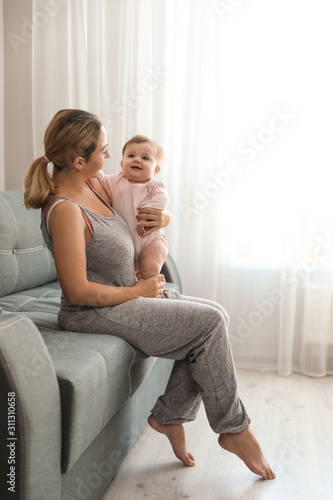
[134,266,142,280]
[134,275,165,298]
[137,221,148,237]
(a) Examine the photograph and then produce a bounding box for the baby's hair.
[122,135,164,164]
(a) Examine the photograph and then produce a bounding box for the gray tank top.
[41,182,137,313]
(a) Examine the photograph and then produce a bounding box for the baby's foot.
[148,414,195,467]
[218,427,276,480]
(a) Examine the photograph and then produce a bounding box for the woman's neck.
[53,170,88,198]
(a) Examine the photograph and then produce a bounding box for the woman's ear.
[73,156,85,171]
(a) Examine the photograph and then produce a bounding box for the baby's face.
[121,142,160,183]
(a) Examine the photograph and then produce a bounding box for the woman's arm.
[136,208,172,236]
[49,201,165,307]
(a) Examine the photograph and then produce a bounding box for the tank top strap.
[86,178,113,212]
[42,196,94,236]
[45,198,67,232]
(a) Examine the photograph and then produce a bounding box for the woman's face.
[84,126,110,177]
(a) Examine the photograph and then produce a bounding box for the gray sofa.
[0,190,181,500]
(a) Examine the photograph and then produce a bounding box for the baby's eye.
[128,154,134,158]
[143,156,150,160]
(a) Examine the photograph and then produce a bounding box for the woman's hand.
[133,274,165,298]
[136,208,172,236]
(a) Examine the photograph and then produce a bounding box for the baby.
[98,135,169,279]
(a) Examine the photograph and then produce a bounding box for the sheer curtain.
[31,0,333,376]
[210,1,333,376]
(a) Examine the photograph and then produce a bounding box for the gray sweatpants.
[62,289,250,434]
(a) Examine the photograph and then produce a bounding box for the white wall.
[3,0,33,190]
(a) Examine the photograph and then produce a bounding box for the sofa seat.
[0,282,158,473]
[44,331,156,473]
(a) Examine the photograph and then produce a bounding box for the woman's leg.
[87,293,274,478]
[160,291,275,479]
[152,359,202,424]
[94,292,248,432]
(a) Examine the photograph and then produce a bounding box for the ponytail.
[23,156,56,209]
[23,109,102,209]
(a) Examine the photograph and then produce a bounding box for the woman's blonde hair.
[122,135,164,164]
[24,109,102,209]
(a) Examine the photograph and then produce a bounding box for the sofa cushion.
[0,281,61,329]
[0,191,57,297]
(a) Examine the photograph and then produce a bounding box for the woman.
[24,109,275,480]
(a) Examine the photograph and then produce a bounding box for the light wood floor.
[101,369,333,500]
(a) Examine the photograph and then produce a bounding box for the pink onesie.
[98,171,169,266]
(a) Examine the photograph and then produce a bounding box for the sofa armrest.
[0,314,61,500]
[161,254,182,293]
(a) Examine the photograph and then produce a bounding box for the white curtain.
[31,0,333,376]
[0,0,4,190]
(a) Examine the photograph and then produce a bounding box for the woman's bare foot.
[218,427,276,480]
[148,414,195,467]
